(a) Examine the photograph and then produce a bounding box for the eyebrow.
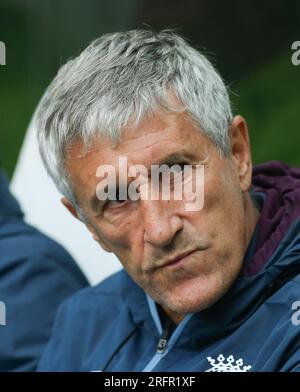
[89,151,196,213]
[152,152,195,166]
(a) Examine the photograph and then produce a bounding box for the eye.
[104,189,129,210]
[170,162,189,176]
[105,199,128,209]
[175,162,188,172]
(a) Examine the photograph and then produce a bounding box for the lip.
[162,249,199,269]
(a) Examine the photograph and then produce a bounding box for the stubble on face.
[65,111,259,320]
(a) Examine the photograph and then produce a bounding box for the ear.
[229,115,252,192]
[61,197,113,253]
[61,197,81,221]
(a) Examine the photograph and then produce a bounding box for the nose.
[141,199,183,247]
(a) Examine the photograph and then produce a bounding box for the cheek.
[94,217,145,265]
[193,171,245,249]
[208,191,245,268]
[206,163,243,216]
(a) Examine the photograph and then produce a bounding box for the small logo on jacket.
[205,354,251,372]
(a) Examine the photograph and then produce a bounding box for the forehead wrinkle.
[66,111,214,205]
[119,138,170,158]
[115,110,184,145]
[68,110,196,164]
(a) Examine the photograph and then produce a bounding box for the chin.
[162,276,231,315]
[165,295,218,315]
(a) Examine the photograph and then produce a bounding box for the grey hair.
[36,29,233,206]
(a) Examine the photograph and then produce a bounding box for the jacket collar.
[243,161,300,276]
[143,217,300,347]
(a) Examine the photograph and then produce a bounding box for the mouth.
[143,244,209,273]
[161,249,200,269]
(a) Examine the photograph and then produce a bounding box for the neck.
[161,307,184,325]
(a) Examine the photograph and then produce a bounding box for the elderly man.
[36,30,300,372]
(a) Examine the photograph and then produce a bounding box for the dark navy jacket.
[38,162,300,372]
[0,171,89,371]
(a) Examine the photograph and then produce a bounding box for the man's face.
[65,111,256,319]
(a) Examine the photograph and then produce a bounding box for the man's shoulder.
[0,202,88,370]
[40,269,140,353]
[63,268,135,307]
[0,216,88,284]
[52,268,146,331]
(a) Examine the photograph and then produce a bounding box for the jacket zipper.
[156,318,174,353]
[142,318,174,372]
[143,294,193,372]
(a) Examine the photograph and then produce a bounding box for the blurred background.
[0,0,299,283]
[1,0,300,176]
